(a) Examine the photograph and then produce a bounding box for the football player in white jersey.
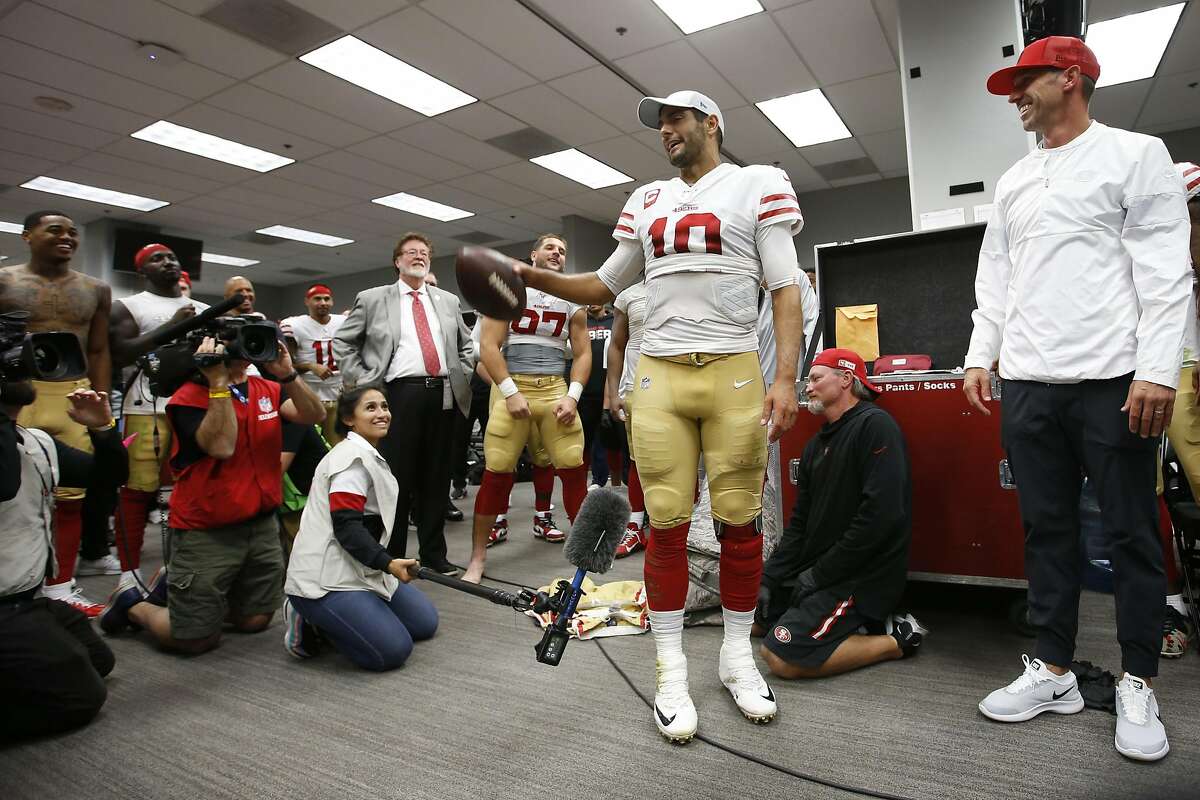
[282,284,346,445]
[513,91,804,742]
[462,235,593,584]
[109,244,209,591]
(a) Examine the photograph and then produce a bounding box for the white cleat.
[719,645,777,724]
[654,656,698,744]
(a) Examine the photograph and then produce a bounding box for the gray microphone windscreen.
[563,488,630,574]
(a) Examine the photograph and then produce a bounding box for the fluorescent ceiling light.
[299,35,476,116]
[756,90,852,148]
[651,0,763,34]
[131,120,294,173]
[202,252,260,267]
[21,176,168,211]
[0,221,23,234]
[530,149,633,189]
[256,225,353,247]
[372,192,474,222]
[1087,3,1185,88]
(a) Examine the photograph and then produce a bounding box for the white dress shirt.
[385,281,449,381]
[965,121,1191,387]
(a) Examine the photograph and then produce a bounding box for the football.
[455,246,527,321]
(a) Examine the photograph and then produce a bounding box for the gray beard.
[806,399,825,416]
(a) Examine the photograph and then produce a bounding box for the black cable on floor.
[592,638,919,800]
[480,565,919,800]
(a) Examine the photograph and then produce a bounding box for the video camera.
[0,311,87,383]
[135,293,280,398]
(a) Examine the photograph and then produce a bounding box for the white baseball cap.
[637,90,725,135]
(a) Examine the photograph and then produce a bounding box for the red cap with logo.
[811,348,881,395]
[986,35,1101,95]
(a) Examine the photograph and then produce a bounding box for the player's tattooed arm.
[87,281,113,393]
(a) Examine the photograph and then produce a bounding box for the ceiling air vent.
[203,0,342,56]
[485,127,569,160]
[813,157,879,182]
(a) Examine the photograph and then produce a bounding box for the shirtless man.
[0,210,113,616]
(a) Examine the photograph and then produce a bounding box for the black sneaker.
[426,560,461,578]
[445,500,464,522]
[886,612,928,658]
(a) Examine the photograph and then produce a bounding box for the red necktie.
[409,291,442,376]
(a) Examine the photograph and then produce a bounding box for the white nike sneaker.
[718,645,777,723]
[978,655,1084,722]
[653,655,698,743]
[1114,674,1169,761]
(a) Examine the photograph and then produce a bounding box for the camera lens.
[32,342,62,378]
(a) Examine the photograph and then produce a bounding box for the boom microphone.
[536,488,629,665]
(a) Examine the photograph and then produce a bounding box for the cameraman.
[100,334,325,654]
[0,371,128,740]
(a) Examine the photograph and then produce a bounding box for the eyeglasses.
[400,249,429,258]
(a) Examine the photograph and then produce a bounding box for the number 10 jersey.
[601,162,802,357]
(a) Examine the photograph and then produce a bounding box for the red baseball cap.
[178,270,191,287]
[986,35,1100,95]
[811,348,881,395]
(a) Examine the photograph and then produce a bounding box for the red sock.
[532,464,555,513]
[557,464,589,522]
[717,521,763,612]
[606,448,623,481]
[474,470,516,516]
[627,461,645,514]
[116,487,153,572]
[645,522,691,610]
[1160,498,1181,587]
[48,499,84,586]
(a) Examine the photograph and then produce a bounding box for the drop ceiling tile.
[307,151,429,192]
[0,103,121,149]
[347,137,476,182]
[521,198,587,221]
[549,66,647,134]
[689,12,816,102]
[204,84,377,148]
[390,121,518,171]
[0,149,57,178]
[5,3,236,100]
[236,174,361,209]
[436,103,527,140]
[485,207,560,234]
[181,195,279,227]
[422,0,595,81]
[490,84,624,146]
[71,151,228,195]
[858,128,907,173]
[799,137,866,166]
[759,148,826,187]
[43,165,194,204]
[270,162,394,198]
[251,61,423,134]
[169,103,331,161]
[1156,1,1200,76]
[722,106,793,160]
[358,7,537,101]
[580,136,670,182]
[0,38,191,118]
[561,191,624,222]
[823,71,903,136]
[286,0,403,30]
[871,0,900,60]
[488,160,587,199]
[881,168,908,179]
[0,75,154,135]
[37,0,286,78]
[616,40,745,110]
[100,137,252,183]
[1092,78,1153,131]
[829,173,883,188]
[774,0,896,85]
[1136,69,1200,128]
[410,183,502,214]
[532,0,682,60]
[0,128,88,163]
[446,172,546,207]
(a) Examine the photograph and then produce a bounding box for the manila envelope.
[835,304,880,361]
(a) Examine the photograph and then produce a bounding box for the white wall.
[792,177,913,270]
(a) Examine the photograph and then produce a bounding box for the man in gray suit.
[334,232,472,576]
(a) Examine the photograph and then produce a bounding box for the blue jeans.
[288,584,438,671]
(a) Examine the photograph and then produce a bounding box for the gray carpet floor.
[2,482,1197,800]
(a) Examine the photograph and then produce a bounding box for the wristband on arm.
[499,377,519,398]
[566,381,584,402]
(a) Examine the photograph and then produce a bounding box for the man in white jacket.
[963,36,1191,762]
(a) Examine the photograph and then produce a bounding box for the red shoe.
[61,583,105,618]
[614,523,647,558]
[532,513,565,543]
[487,518,509,548]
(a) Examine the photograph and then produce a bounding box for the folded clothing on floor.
[1070,660,1117,714]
